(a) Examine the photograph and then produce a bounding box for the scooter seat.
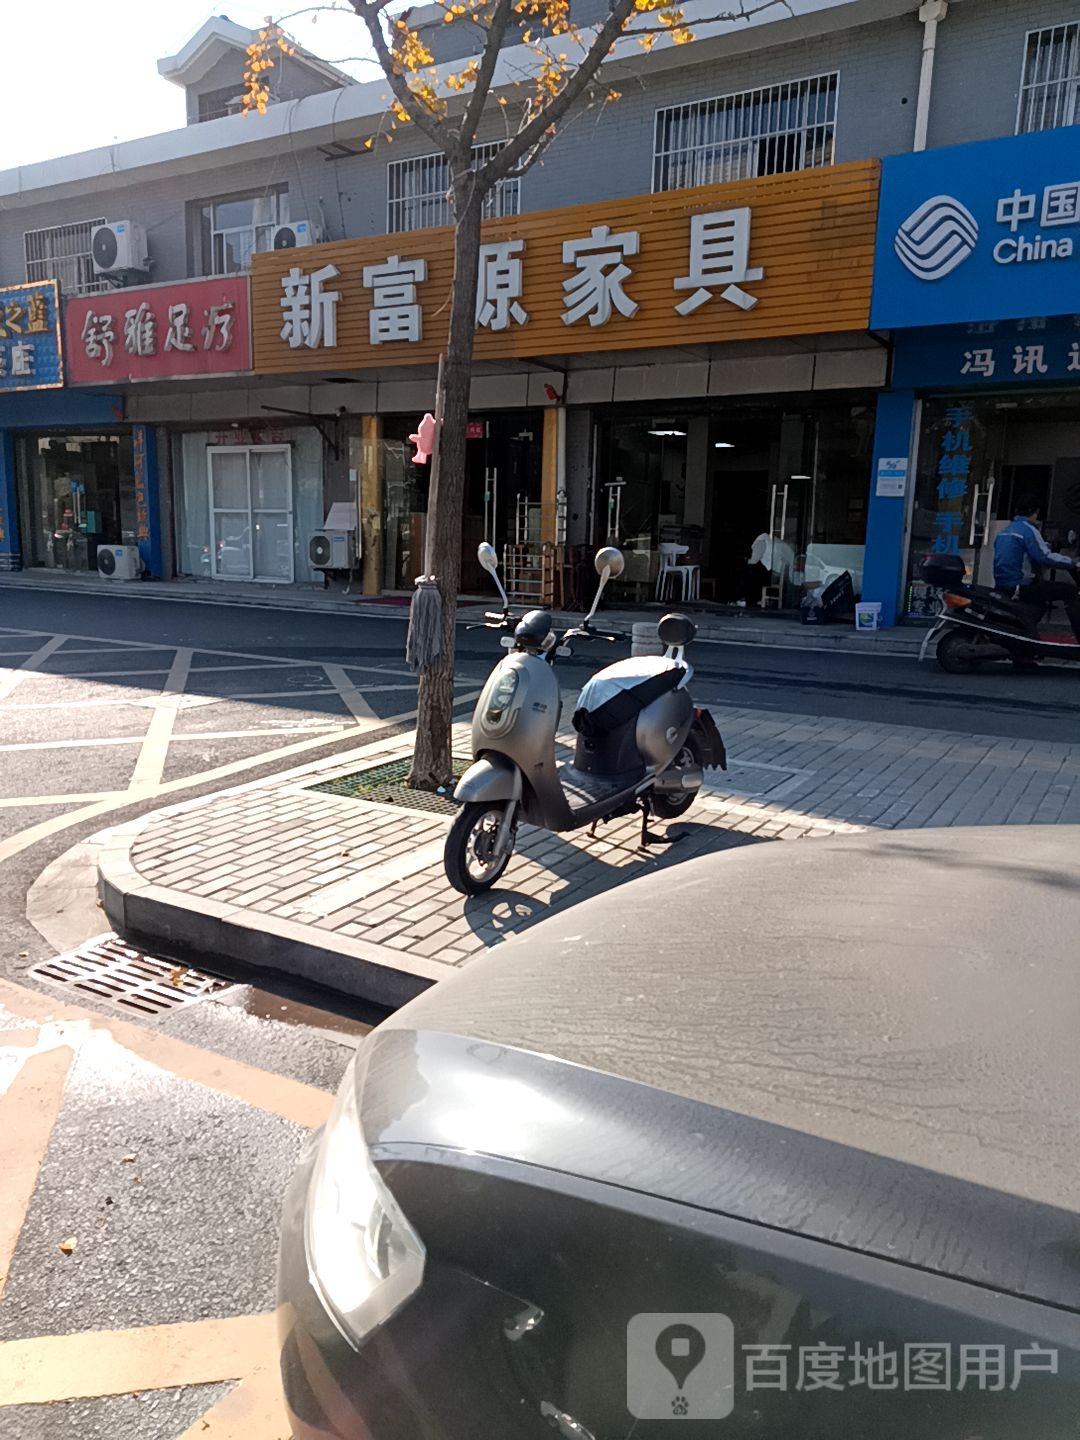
[572,656,683,738]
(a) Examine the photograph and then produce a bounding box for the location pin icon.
[655,1322,707,1393]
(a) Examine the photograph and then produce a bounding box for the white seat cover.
[576,655,682,714]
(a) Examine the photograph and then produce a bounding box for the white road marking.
[127,648,194,796]
[321,664,377,721]
[0,635,68,704]
[0,691,482,867]
[0,725,350,753]
[0,793,125,808]
[24,667,174,681]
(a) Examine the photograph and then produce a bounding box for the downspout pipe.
[913,0,948,152]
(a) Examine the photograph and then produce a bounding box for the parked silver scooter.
[445,542,727,894]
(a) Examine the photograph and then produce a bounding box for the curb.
[97,816,450,1010]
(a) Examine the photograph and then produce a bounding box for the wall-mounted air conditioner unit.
[272,220,320,250]
[92,222,150,275]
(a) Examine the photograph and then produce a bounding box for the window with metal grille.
[653,74,839,193]
[1017,23,1080,133]
[387,143,520,232]
[24,219,108,295]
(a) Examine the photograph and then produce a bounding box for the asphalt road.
[0,584,1076,1439]
[4,586,1079,743]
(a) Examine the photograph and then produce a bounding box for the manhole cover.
[310,757,467,816]
[29,934,232,1018]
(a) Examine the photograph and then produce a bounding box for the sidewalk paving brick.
[98,703,1080,1006]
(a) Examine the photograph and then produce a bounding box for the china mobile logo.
[894,195,979,280]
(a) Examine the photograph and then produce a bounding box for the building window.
[1017,24,1080,133]
[196,191,288,275]
[653,73,839,192]
[24,219,108,295]
[387,143,520,232]
[197,85,247,122]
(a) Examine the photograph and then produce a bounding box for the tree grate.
[310,757,468,815]
[29,934,232,1018]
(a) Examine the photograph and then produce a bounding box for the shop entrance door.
[20,434,134,572]
[207,446,294,583]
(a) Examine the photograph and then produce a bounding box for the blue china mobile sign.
[0,279,63,390]
[871,128,1080,330]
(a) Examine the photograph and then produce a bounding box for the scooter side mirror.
[478,541,510,610]
[594,546,624,578]
[583,547,624,626]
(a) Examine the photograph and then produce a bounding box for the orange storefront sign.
[251,160,879,374]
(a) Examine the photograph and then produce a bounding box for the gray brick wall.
[524,12,922,212]
[928,0,1080,149]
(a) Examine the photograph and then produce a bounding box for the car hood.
[362,826,1080,1312]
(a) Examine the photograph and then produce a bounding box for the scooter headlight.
[483,668,519,730]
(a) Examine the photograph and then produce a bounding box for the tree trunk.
[408,180,484,790]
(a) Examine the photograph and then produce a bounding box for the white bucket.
[854,601,882,632]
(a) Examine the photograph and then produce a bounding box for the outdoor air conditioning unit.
[97,545,141,581]
[272,220,320,250]
[309,531,355,570]
[91,222,149,275]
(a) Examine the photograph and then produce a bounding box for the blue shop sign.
[893,314,1080,388]
[0,280,62,390]
[871,129,1080,330]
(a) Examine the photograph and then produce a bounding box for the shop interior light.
[790,473,812,480]
[714,442,734,449]
[648,429,686,437]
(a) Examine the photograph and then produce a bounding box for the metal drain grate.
[29,934,232,1018]
[310,757,468,816]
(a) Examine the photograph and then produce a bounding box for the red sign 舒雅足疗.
[64,277,251,384]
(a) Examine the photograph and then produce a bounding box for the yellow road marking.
[0,1312,278,1407]
[175,1363,292,1440]
[0,1043,74,1302]
[0,979,333,1132]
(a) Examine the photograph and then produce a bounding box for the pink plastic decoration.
[409,412,437,466]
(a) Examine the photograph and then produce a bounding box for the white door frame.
[207,444,294,583]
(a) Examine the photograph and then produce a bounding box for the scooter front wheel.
[445,801,517,895]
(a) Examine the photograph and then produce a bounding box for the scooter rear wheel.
[445,801,516,895]
[936,627,999,675]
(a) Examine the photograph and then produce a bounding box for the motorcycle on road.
[444,543,726,895]
[919,552,1080,673]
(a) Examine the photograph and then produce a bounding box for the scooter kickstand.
[638,798,677,851]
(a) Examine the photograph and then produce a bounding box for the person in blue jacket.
[993,493,1080,641]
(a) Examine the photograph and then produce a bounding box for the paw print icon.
[671,1395,690,1417]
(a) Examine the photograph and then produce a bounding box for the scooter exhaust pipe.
[654,766,704,795]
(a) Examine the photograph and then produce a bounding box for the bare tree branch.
[460,0,516,146]
[479,0,639,186]
[349,0,449,149]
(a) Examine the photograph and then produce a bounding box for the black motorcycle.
[919,552,1080,673]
